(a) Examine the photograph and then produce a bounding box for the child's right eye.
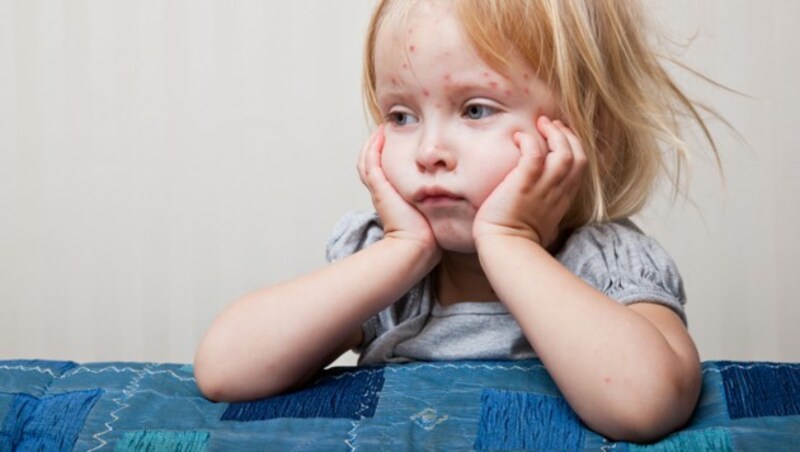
[386,110,419,126]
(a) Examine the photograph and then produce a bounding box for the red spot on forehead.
[523,73,530,80]
[489,81,498,89]
[391,77,399,86]
[523,88,530,95]
[504,90,512,97]
[402,63,408,69]
[443,74,451,82]
[409,45,416,52]
[423,89,430,97]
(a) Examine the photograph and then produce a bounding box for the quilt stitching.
[66,365,195,383]
[703,362,800,374]
[0,365,59,378]
[2,359,799,451]
[88,363,153,452]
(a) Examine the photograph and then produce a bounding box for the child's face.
[374,2,562,253]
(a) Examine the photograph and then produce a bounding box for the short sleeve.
[325,211,384,263]
[556,219,688,325]
[325,211,386,349]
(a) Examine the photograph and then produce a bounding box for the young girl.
[195,0,716,443]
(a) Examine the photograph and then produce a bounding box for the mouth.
[413,186,465,205]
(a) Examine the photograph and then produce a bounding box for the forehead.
[373,2,487,79]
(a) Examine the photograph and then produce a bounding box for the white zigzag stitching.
[339,361,546,451]
[87,364,153,451]
[0,365,58,377]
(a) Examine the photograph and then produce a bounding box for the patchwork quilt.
[1,359,798,450]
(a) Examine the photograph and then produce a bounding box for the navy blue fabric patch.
[474,389,585,450]
[0,389,102,451]
[720,362,800,419]
[221,367,385,421]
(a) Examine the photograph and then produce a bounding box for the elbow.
[193,346,260,403]
[193,347,297,403]
[193,353,232,403]
[193,334,233,402]
[596,364,702,443]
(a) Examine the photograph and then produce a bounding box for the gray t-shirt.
[326,211,686,365]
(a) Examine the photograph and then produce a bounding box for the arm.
[476,234,700,442]
[474,116,700,442]
[195,126,440,402]
[194,235,438,402]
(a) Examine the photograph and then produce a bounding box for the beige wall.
[1,1,797,365]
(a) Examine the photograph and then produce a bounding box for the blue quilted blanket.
[1,359,798,450]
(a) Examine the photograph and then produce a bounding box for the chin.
[430,222,477,253]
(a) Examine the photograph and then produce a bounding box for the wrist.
[474,232,541,252]
[382,234,442,271]
[473,224,542,250]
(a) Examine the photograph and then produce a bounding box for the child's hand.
[473,116,587,249]
[358,126,441,254]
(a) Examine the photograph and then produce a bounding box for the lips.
[412,186,464,204]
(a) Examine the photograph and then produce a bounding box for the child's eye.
[386,110,419,126]
[463,103,499,120]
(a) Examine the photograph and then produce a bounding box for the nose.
[415,130,456,173]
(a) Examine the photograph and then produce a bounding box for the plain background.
[1,0,798,367]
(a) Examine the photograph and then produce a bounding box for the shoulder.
[557,219,668,268]
[557,219,687,322]
[325,211,384,263]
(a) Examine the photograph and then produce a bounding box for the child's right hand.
[358,126,441,257]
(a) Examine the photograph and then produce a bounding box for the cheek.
[468,135,521,203]
[379,136,411,189]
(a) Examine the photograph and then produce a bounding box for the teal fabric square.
[115,430,210,452]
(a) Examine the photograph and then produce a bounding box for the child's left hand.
[473,116,587,249]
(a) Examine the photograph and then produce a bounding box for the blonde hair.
[363,0,721,228]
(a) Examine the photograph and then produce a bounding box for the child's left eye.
[463,104,499,120]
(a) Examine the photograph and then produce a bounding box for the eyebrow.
[376,77,514,102]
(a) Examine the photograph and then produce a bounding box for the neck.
[435,251,497,306]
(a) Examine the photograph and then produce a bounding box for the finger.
[358,127,380,184]
[363,126,388,189]
[358,126,384,186]
[513,131,547,181]
[553,120,587,192]
[357,133,372,185]
[537,116,574,186]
